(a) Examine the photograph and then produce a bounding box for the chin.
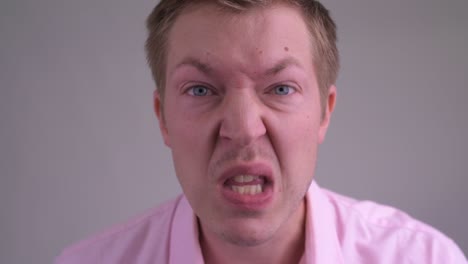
[217,219,277,247]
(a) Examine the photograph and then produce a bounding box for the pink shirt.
[56,182,467,263]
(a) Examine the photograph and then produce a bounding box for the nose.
[219,91,267,146]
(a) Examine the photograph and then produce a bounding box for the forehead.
[166,3,314,77]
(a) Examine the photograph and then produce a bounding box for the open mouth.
[223,175,270,195]
[219,163,274,207]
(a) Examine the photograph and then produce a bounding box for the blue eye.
[273,85,294,95]
[188,85,211,96]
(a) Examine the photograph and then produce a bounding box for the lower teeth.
[231,184,263,195]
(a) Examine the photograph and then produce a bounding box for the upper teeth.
[233,175,259,183]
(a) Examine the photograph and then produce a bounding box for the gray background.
[1,0,467,263]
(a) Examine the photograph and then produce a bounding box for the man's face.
[156,3,335,246]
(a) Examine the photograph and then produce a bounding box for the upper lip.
[219,163,274,185]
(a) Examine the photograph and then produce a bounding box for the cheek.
[164,99,205,147]
[285,114,321,146]
[275,115,321,174]
[164,107,217,184]
[167,120,210,172]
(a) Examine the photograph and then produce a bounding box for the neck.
[200,200,306,264]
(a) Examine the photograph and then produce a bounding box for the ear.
[154,90,171,147]
[318,85,337,144]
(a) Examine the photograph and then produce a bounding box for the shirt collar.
[304,181,345,263]
[169,196,204,264]
[169,181,344,263]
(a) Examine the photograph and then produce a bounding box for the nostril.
[219,117,267,143]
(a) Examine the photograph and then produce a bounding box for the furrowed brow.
[264,57,302,76]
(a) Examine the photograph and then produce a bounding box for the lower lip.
[220,184,274,211]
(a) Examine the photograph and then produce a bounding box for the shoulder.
[320,188,467,263]
[55,195,183,264]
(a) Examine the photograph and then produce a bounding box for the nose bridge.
[219,90,266,145]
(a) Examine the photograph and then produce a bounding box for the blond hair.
[145,0,339,114]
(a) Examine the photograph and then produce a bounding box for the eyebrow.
[174,57,213,75]
[264,57,303,76]
[173,56,302,77]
